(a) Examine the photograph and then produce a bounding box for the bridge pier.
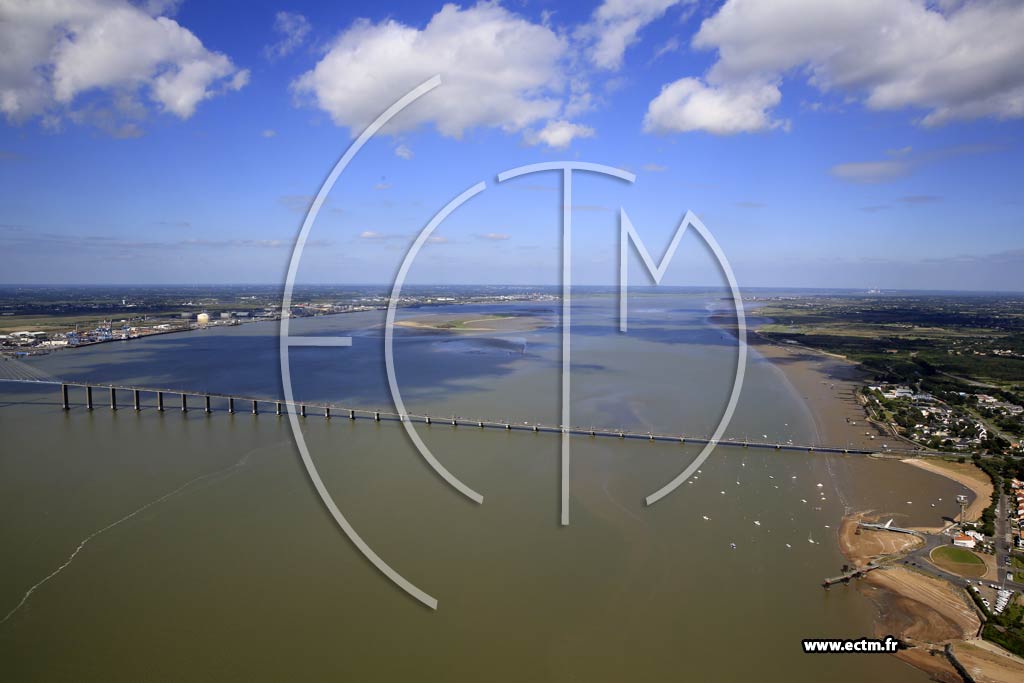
[110,387,117,410]
[350,409,356,420]
[506,423,511,430]
[478,421,484,428]
[134,389,141,411]
[181,393,187,412]
[252,400,258,415]
[275,402,281,416]
[61,384,69,410]
[157,391,164,412]
[425,416,431,425]
[228,397,234,414]
[86,386,93,410]
[205,395,211,413]
[375,412,381,422]
[533,425,539,432]
[325,406,331,418]
[300,404,306,417]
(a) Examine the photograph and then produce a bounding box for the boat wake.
[0,446,262,626]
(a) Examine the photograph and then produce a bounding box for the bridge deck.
[0,378,946,458]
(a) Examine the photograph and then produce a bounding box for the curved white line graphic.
[385,182,487,504]
[644,211,747,506]
[280,75,442,609]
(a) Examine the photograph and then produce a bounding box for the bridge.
[0,378,951,458]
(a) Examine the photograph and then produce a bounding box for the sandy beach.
[838,514,983,681]
[901,458,993,523]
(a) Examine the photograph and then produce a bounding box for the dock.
[823,563,880,587]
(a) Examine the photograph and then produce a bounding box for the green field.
[930,545,987,577]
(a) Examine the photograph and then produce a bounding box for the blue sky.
[1,0,1022,290]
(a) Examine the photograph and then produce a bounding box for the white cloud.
[652,0,1024,135]
[641,162,668,172]
[477,232,510,241]
[0,0,247,126]
[578,0,686,70]
[261,129,276,138]
[644,77,783,134]
[525,119,595,148]
[373,182,391,191]
[264,11,311,60]
[394,143,413,159]
[292,2,568,138]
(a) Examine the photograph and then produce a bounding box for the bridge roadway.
[0,378,948,458]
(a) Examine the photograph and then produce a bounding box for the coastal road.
[898,524,1024,594]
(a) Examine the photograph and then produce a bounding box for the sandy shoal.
[901,459,993,523]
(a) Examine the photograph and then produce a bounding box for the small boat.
[730,543,737,549]
[702,515,710,521]
[754,521,761,526]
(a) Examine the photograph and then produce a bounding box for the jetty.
[823,563,880,588]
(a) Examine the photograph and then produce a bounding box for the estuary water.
[0,292,973,681]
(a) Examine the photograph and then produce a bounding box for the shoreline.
[901,459,993,524]
[752,308,1024,681]
[733,310,891,451]
[838,513,983,681]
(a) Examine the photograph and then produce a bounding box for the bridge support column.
[300,404,306,417]
[157,391,164,412]
[349,409,355,420]
[425,416,430,425]
[506,424,511,430]
[181,394,187,412]
[86,386,93,410]
[228,398,234,414]
[61,384,69,410]
[374,411,381,422]
[275,402,281,416]
[110,387,117,410]
[452,418,457,426]
[252,400,258,415]
[325,406,331,419]
[134,389,141,411]
[205,395,211,413]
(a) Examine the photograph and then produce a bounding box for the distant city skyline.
[1,0,1023,291]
